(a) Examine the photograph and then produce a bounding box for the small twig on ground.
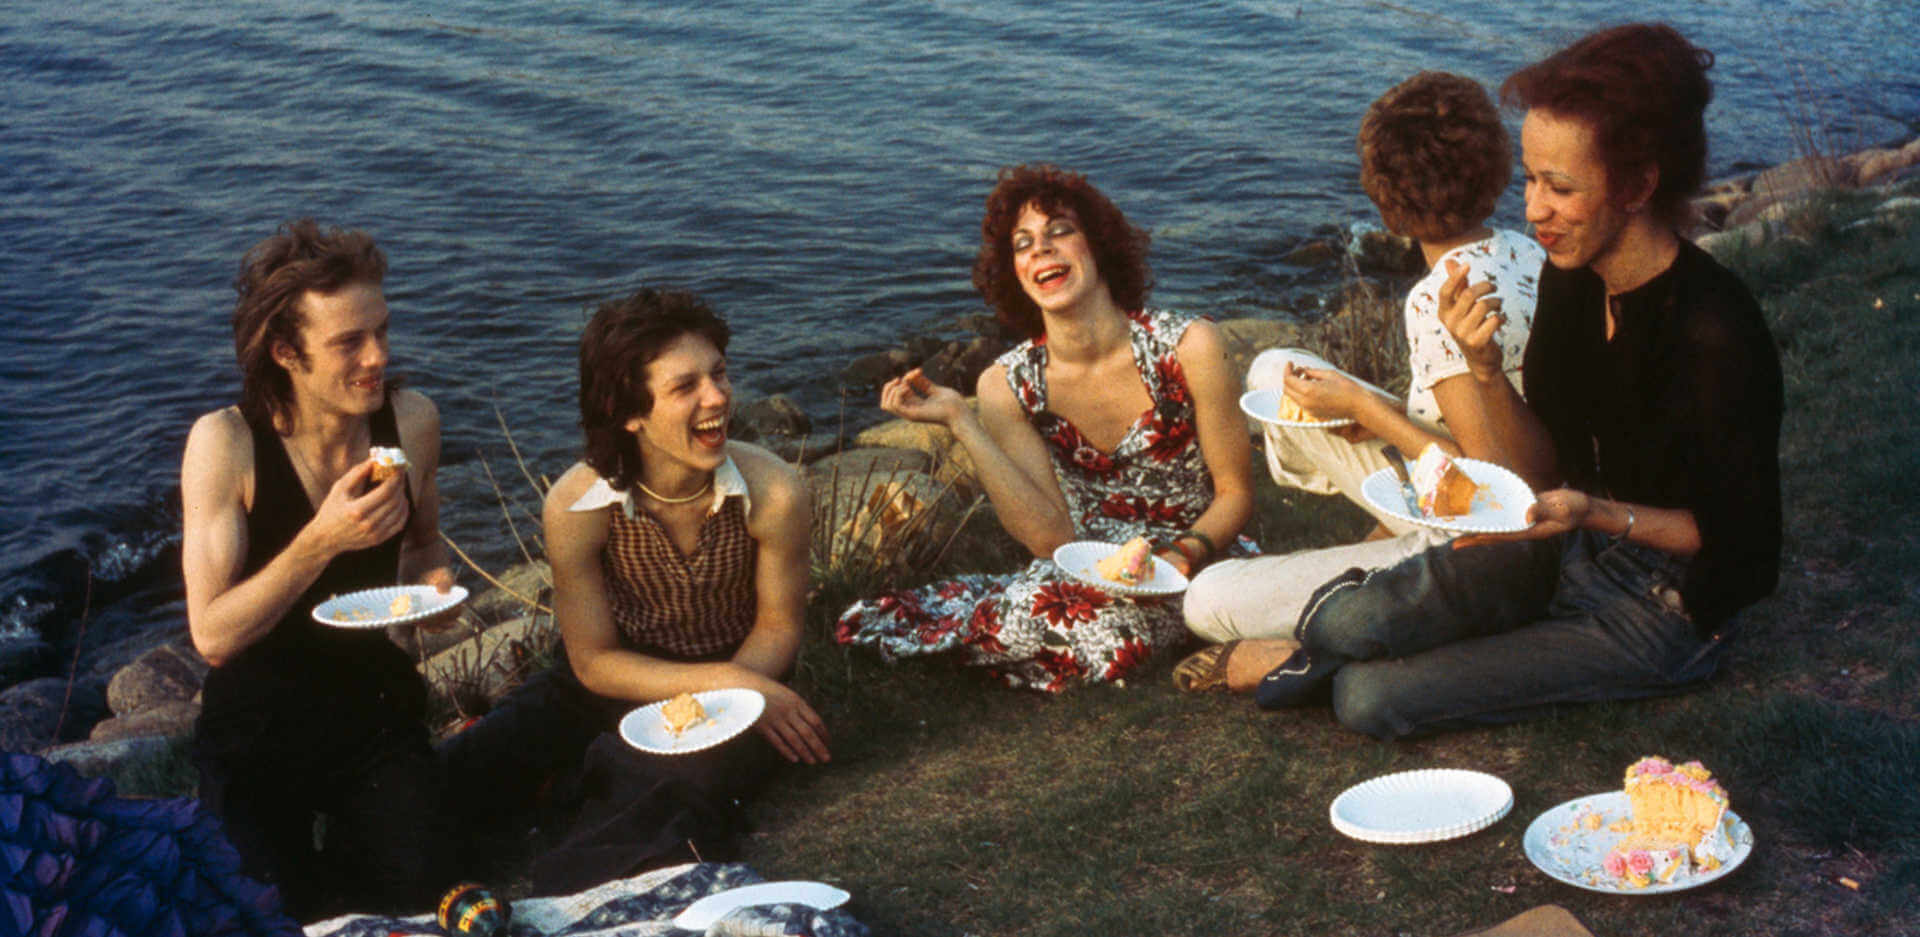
[442,530,553,614]
[53,570,94,743]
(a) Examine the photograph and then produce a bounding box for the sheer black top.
[1523,240,1783,633]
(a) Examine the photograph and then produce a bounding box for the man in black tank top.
[181,220,461,919]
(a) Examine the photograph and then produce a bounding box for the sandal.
[1172,640,1240,693]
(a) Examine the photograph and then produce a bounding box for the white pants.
[1183,349,1450,643]
[1182,529,1445,642]
[1245,348,1446,537]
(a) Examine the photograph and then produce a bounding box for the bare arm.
[1460,489,1701,556]
[879,366,1075,557]
[1164,319,1253,573]
[728,445,830,763]
[181,410,407,666]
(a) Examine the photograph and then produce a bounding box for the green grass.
[743,192,1920,936]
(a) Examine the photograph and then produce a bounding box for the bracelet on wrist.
[1165,538,1201,569]
[1611,505,1636,546]
[1176,529,1217,559]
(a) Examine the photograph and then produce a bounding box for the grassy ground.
[743,190,1920,937]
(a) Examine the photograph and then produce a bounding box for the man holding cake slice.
[180,219,461,918]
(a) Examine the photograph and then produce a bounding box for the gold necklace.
[635,476,713,504]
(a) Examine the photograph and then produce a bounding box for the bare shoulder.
[1174,317,1226,357]
[543,461,604,515]
[974,361,1012,400]
[391,388,441,439]
[183,407,251,484]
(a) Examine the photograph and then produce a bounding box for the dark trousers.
[1302,530,1726,739]
[438,662,782,897]
[196,721,448,921]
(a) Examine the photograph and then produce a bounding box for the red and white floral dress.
[835,309,1243,691]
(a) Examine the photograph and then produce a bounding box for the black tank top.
[195,399,429,759]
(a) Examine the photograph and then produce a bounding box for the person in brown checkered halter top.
[440,288,828,894]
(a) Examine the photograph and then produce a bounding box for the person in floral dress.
[836,164,1253,691]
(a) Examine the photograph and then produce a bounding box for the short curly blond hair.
[1358,72,1511,242]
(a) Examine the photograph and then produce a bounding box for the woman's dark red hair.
[1502,22,1715,228]
[971,165,1152,339]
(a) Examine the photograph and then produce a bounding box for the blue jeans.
[1301,529,1725,739]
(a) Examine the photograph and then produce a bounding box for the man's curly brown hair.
[1358,72,1512,243]
[971,164,1152,339]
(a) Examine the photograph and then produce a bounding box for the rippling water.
[3,0,1915,678]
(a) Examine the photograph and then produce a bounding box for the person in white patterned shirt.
[1179,71,1548,690]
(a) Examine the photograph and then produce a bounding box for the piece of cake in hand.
[1277,391,1321,422]
[660,692,706,737]
[1095,536,1154,586]
[369,446,409,484]
[1410,442,1482,517]
[1602,756,1734,887]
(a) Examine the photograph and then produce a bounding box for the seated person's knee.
[1330,669,1413,740]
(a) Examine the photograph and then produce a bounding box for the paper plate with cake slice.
[1053,539,1189,597]
[1361,452,1536,534]
[620,687,766,756]
[312,584,469,629]
[1328,768,1513,844]
[1524,791,1753,894]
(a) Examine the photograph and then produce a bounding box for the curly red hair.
[1502,22,1715,228]
[1358,71,1511,242]
[971,165,1152,339]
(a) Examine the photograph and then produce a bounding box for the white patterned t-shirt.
[1403,228,1546,429]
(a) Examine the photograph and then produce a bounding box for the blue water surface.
[2,0,1915,675]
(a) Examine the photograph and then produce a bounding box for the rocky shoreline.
[15,136,1918,779]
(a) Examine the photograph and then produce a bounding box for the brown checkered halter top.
[601,496,757,659]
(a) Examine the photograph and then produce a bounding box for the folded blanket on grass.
[306,862,870,937]
[1,750,300,937]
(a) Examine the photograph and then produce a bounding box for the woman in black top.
[1251,23,1783,737]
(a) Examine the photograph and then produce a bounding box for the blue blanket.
[2,750,300,937]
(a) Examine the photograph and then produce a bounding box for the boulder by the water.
[105,641,206,717]
[1,675,108,753]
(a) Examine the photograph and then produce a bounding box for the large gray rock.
[1,676,107,752]
[920,335,1009,394]
[853,409,980,493]
[468,560,552,626]
[88,700,199,743]
[42,735,178,778]
[733,394,811,440]
[1351,230,1424,276]
[1216,318,1307,381]
[840,349,913,392]
[106,642,207,717]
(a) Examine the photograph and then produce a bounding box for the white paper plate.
[1239,388,1355,429]
[672,880,851,930]
[1523,791,1754,894]
[1329,769,1513,844]
[1360,458,1537,534]
[1052,540,1189,596]
[311,584,469,629]
[619,688,765,756]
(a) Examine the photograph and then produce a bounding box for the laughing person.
[1247,23,1782,738]
[440,288,827,894]
[835,164,1254,690]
